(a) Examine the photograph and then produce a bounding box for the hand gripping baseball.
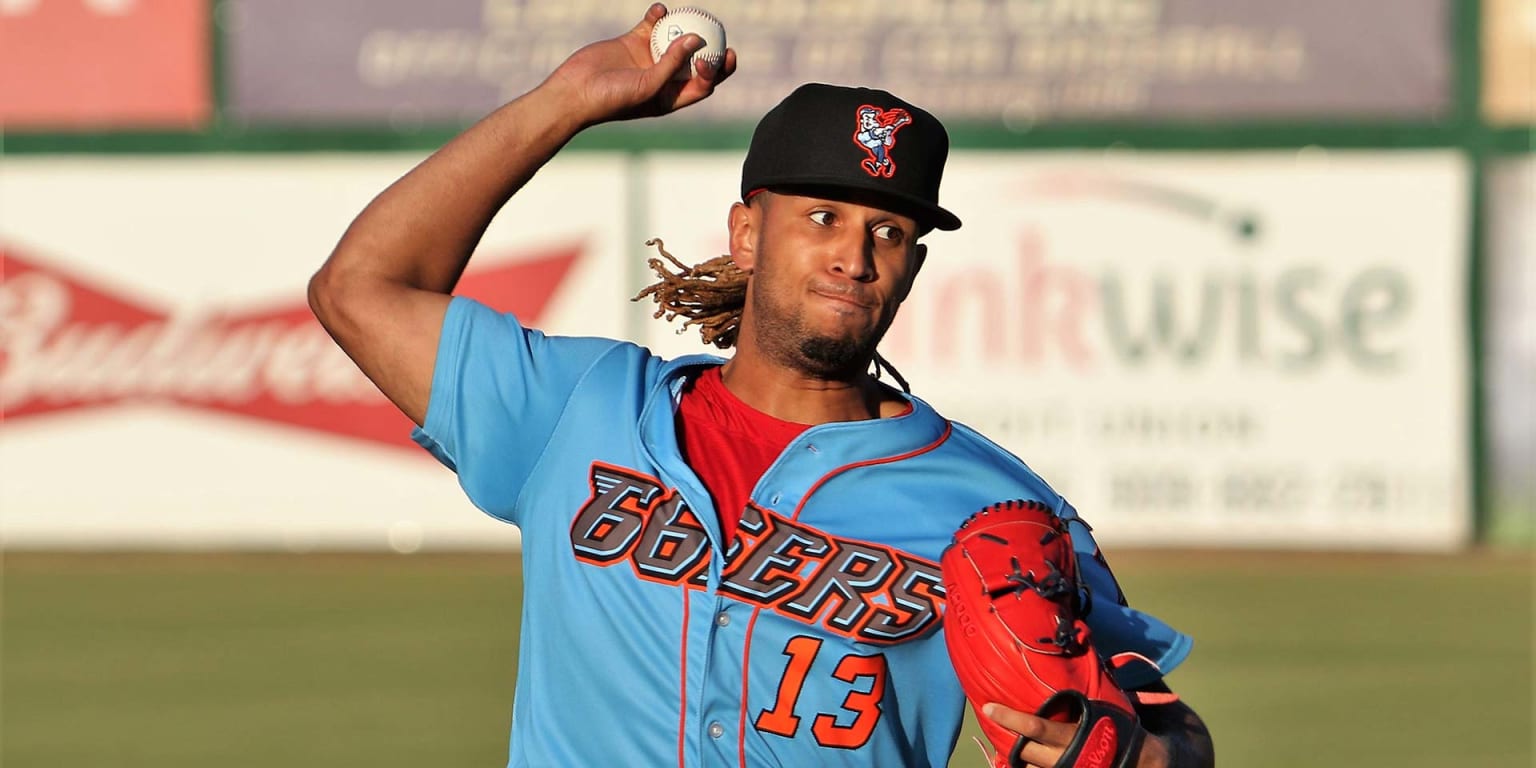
[546,4,736,125]
[941,501,1144,768]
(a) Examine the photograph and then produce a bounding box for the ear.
[728,201,757,273]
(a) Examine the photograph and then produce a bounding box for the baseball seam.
[650,7,725,64]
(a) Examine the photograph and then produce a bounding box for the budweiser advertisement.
[0,0,210,129]
[645,151,1471,549]
[0,155,632,549]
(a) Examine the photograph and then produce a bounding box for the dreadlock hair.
[632,238,912,393]
[633,238,748,350]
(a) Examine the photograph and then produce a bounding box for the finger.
[625,3,669,48]
[713,47,739,83]
[982,703,1078,745]
[1014,739,1065,768]
[632,2,668,35]
[642,12,735,110]
[988,710,1063,768]
[670,46,735,107]
[686,46,725,83]
[983,703,1045,738]
[984,704,1082,768]
[661,32,704,76]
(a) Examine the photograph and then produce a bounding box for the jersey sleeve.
[410,296,624,524]
[1056,501,1194,690]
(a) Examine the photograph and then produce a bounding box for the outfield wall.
[0,151,1476,550]
[0,1,1530,550]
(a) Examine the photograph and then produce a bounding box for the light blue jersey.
[412,297,1192,768]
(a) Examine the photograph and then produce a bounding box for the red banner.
[0,0,209,129]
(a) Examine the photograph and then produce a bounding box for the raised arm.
[308,3,735,426]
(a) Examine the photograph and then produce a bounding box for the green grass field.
[2,550,1530,767]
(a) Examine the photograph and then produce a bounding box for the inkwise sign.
[887,153,1470,547]
[1,243,582,449]
[892,171,1413,374]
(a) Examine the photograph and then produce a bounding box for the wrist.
[1138,733,1171,768]
[523,79,594,136]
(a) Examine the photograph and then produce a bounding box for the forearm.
[1138,697,1214,768]
[304,5,729,427]
[320,81,587,296]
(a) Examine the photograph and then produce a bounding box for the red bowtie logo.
[1,243,582,450]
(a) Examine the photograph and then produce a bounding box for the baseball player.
[855,105,911,177]
[310,5,1213,767]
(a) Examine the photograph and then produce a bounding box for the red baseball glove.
[941,500,1144,768]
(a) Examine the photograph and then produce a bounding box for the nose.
[826,229,877,282]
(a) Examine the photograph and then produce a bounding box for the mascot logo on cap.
[853,105,912,178]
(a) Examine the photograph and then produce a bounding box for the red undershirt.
[676,366,810,538]
[676,366,913,539]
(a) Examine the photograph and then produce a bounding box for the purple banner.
[226,0,1451,125]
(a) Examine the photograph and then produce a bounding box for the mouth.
[809,286,874,310]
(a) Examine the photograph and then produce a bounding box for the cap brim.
[750,178,962,233]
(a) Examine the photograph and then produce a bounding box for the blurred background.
[1,1,1531,766]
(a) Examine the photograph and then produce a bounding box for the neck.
[718,352,902,425]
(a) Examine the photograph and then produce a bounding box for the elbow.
[308,258,368,340]
[307,264,342,332]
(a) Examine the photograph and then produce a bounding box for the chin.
[798,335,875,377]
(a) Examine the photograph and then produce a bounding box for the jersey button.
[708,722,725,739]
[716,612,731,627]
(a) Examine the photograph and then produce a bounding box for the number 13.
[754,635,888,749]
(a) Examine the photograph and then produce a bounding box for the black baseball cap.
[740,83,962,233]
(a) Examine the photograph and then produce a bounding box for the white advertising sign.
[0,154,631,550]
[644,151,1471,549]
[1,152,1472,550]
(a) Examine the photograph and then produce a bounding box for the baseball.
[649,6,726,80]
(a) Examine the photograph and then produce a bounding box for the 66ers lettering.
[571,463,945,644]
[569,463,711,579]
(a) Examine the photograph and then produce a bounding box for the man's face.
[729,191,926,379]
